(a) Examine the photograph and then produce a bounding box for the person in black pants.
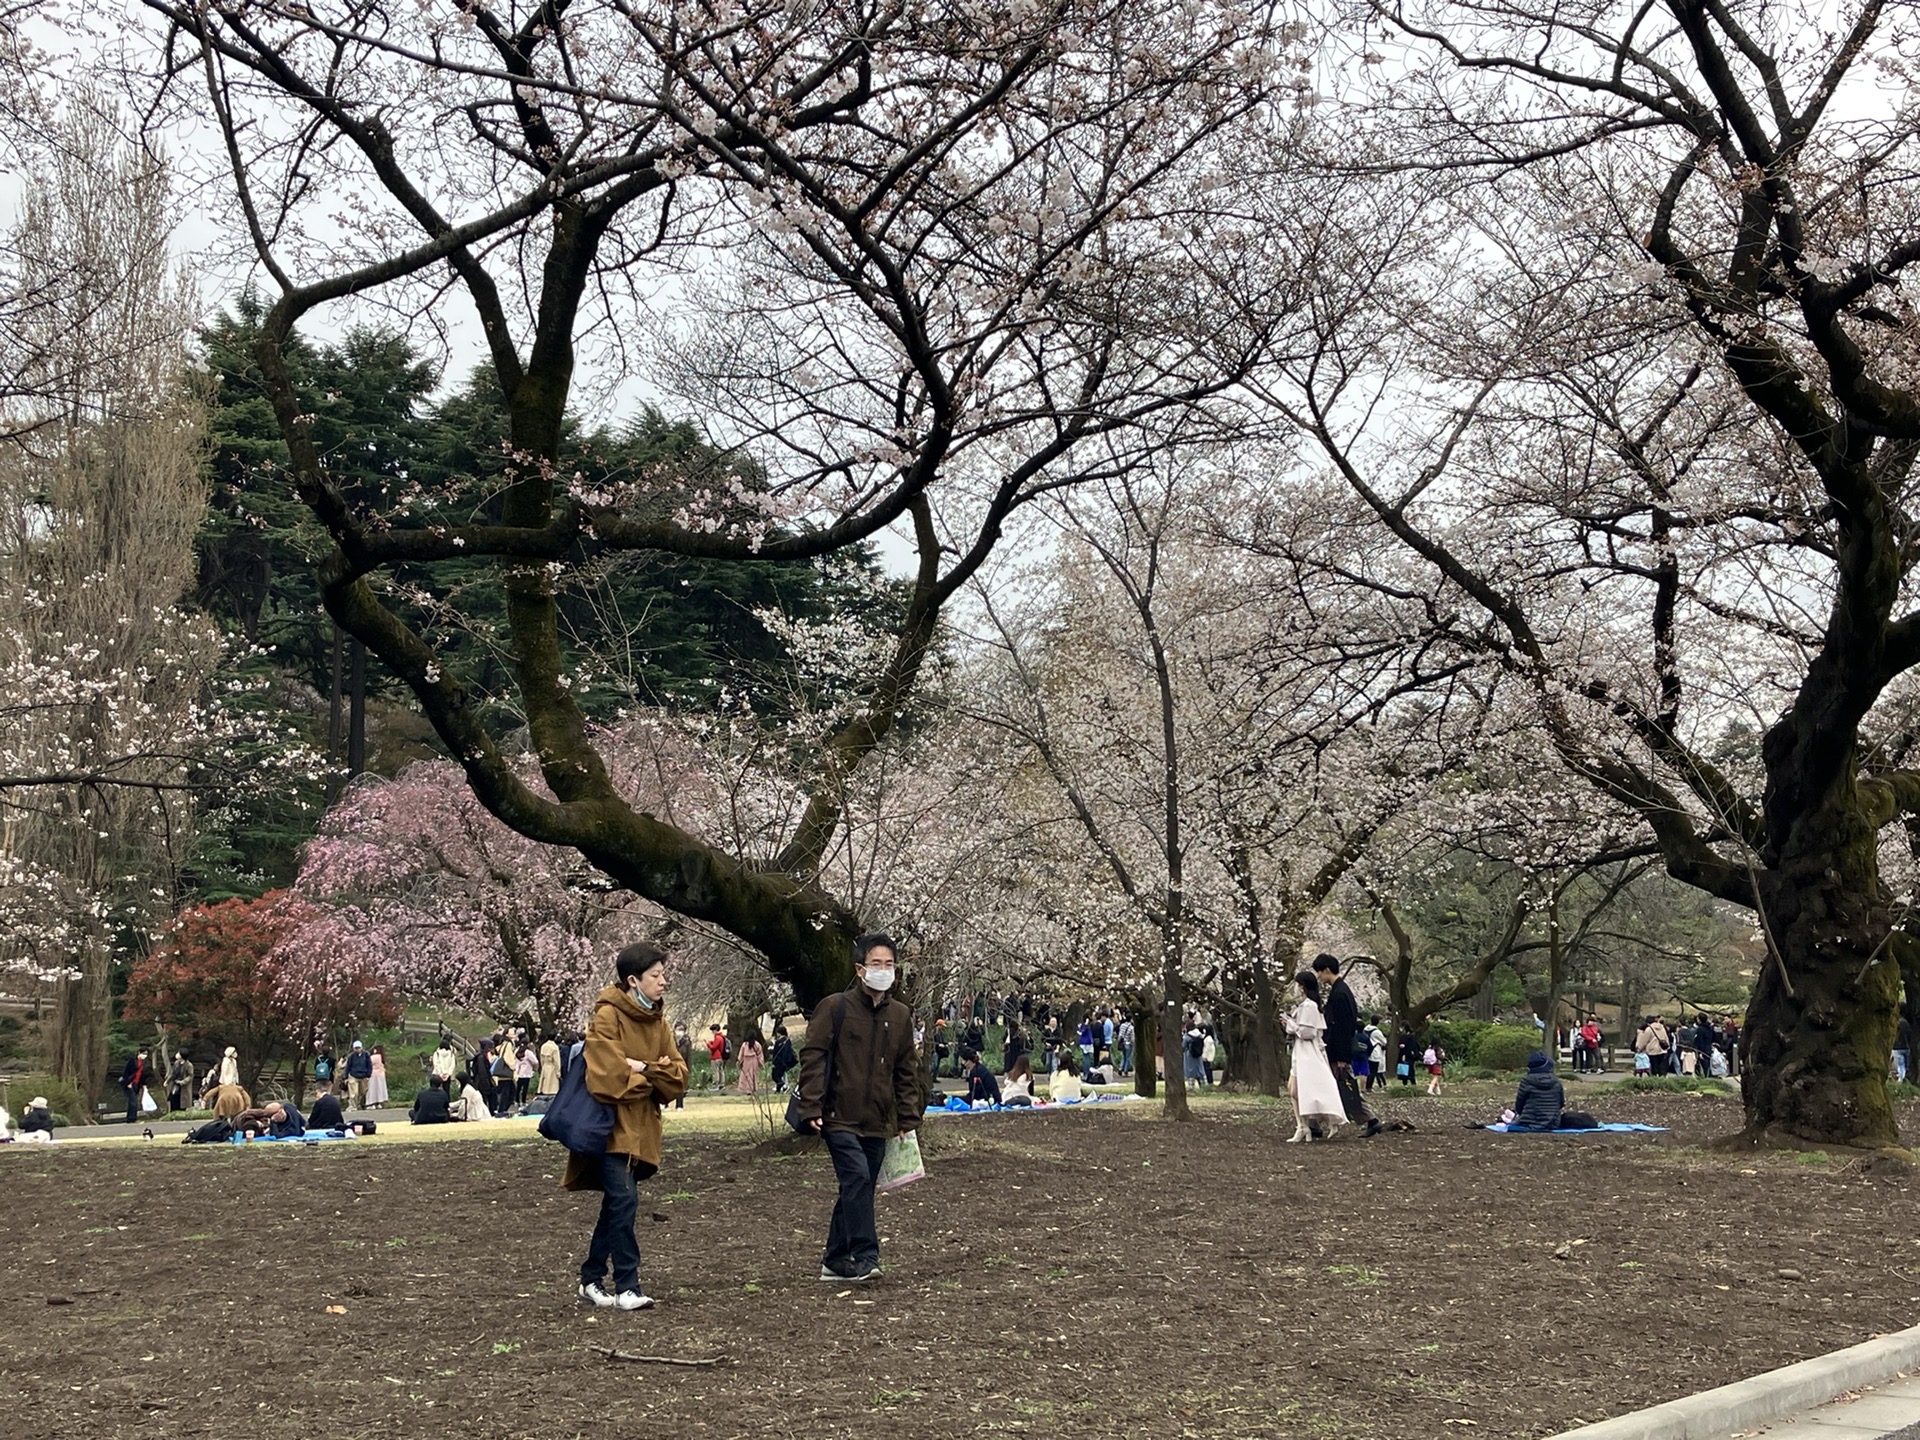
[1313,956,1381,1137]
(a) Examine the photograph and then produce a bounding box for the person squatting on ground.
[1313,956,1382,1137]
[568,941,688,1313]
[793,933,922,1285]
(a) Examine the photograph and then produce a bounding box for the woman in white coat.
[1282,970,1348,1143]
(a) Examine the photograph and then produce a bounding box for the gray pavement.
[1750,1375,1920,1440]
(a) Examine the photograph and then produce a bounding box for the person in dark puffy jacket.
[1507,1051,1565,1131]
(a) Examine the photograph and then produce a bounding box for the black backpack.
[1186,1032,1205,1059]
[182,1118,234,1145]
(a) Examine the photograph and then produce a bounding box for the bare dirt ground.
[3,1087,1916,1440]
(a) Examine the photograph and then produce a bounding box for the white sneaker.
[612,1290,655,1311]
[578,1282,615,1308]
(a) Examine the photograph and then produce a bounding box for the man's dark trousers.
[822,1130,887,1269]
[1331,1061,1373,1125]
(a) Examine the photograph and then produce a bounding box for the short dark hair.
[1294,971,1322,1002]
[1312,953,1340,974]
[960,1047,978,1062]
[854,933,897,964]
[616,941,669,984]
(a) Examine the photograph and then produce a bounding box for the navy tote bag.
[537,1048,616,1155]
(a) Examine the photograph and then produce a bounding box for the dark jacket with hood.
[795,985,922,1139]
[1509,1052,1565,1131]
[409,1084,451,1124]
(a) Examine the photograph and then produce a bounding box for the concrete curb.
[1550,1324,1920,1439]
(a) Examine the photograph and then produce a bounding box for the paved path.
[1751,1374,1920,1439]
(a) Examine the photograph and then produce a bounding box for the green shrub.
[1469,1025,1544,1071]
[1445,1064,1498,1081]
[2,1072,87,1128]
[1424,1019,1492,1062]
[1889,1080,1919,1102]
[1612,1075,1735,1096]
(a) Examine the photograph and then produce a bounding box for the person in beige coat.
[565,942,688,1311]
[537,1035,562,1096]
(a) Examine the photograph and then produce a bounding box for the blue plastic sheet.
[1486,1122,1667,1134]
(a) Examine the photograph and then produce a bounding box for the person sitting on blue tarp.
[962,1048,1001,1106]
[306,1083,345,1131]
[1507,1052,1565,1132]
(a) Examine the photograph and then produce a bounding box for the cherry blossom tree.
[295,759,653,1034]
[138,0,1301,1008]
[1240,0,1920,1146]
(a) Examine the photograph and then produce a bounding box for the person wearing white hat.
[21,1096,53,1136]
[344,1040,373,1111]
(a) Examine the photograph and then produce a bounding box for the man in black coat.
[1312,956,1381,1136]
[409,1079,452,1125]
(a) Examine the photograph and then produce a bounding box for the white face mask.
[863,966,896,992]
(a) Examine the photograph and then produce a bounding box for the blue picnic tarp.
[1486,1122,1667,1134]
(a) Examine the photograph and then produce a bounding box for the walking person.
[1117,1015,1135,1076]
[770,1027,798,1092]
[1396,1028,1419,1086]
[705,1024,727,1090]
[1424,1041,1446,1095]
[1313,956,1382,1137]
[343,1040,373,1111]
[515,1042,536,1105]
[567,942,688,1312]
[1365,1018,1388,1093]
[119,1046,154,1125]
[166,1050,194,1114]
[1282,971,1347,1143]
[736,1035,765,1093]
[366,1044,390,1107]
[793,933,922,1284]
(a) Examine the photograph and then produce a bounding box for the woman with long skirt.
[1283,970,1348,1143]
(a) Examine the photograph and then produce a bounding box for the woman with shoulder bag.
[565,942,688,1311]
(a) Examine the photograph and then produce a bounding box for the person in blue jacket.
[1507,1052,1565,1132]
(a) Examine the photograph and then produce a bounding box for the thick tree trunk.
[1159,994,1188,1119]
[1739,871,1899,1149]
[347,638,367,775]
[1133,1002,1157,1099]
[1219,957,1286,1096]
[51,937,110,1116]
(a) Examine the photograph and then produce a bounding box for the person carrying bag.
[554,942,687,1312]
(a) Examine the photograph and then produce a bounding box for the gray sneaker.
[818,1261,856,1282]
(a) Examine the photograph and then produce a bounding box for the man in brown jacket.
[793,932,922,1284]
[566,942,688,1311]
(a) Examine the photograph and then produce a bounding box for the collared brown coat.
[561,985,689,1190]
[794,985,923,1139]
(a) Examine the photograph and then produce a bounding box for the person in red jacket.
[705,1024,726,1089]
[119,1048,153,1125]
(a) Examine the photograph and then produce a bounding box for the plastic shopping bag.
[875,1132,925,1192]
[139,1086,158,1115]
